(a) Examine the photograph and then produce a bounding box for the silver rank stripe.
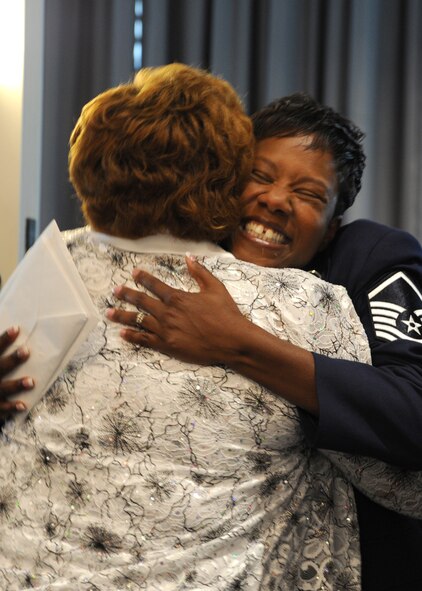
[370,301,422,342]
[368,271,422,343]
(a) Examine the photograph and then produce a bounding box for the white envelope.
[0,220,100,421]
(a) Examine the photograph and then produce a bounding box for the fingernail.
[22,377,34,389]
[113,285,123,296]
[15,402,27,411]
[105,309,114,319]
[186,252,196,262]
[17,346,29,359]
[7,326,19,337]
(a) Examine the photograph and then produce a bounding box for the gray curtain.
[38,0,135,231]
[36,0,422,241]
[141,0,422,239]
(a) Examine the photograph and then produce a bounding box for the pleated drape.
[35,0,422,239]
[38,0,135,231]
[141,0,422,237]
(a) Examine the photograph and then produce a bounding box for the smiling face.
[230,135,341,269]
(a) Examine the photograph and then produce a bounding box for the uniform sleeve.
[301,226,422,469]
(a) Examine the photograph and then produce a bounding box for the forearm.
[223,317,319,415]
[305,354,422,468]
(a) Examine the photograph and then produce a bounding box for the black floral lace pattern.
[0,228,410,591]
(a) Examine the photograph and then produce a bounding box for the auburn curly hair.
[69,63,254,241]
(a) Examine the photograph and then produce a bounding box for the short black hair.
[252,92,366,215]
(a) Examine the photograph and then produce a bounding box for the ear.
[319,216,342,251]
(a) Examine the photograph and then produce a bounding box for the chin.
[232,245,279,268]
[231,235,282,267]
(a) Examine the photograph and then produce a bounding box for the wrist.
[221,316,261,367]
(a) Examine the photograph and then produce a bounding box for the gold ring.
[135,311,146,327]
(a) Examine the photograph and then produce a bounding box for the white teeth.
[244,221,288,245]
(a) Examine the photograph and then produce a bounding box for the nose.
[257,185,293,215]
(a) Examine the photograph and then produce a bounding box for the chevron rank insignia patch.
[368,271,422,343]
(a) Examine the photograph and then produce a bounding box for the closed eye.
[294,188,326,202]
[251,169,273,184]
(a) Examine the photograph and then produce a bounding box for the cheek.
[296,213,330,248]
[239,183,259,206]
[297,207,324,228]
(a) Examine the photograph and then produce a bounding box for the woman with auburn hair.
[0,64,415,590]
[70,62,252,242]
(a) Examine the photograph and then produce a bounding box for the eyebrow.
[253,156,278,174]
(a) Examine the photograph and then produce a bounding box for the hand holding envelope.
[0,220,100,423]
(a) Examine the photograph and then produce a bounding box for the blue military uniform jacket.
[304,219,422,590]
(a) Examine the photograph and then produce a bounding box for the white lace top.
[0,228,417,591]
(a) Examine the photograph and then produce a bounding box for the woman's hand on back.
[106,255,250,366]
[107,256,318,414]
